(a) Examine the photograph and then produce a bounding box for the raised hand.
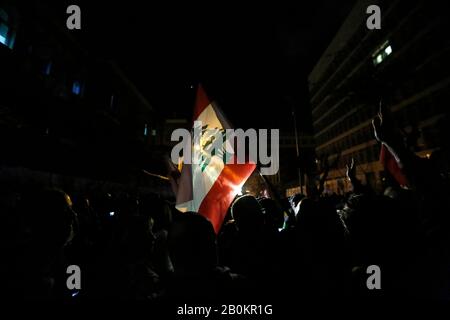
[372,115,383,142]
[372,100,386,142]
[372,99,399,145]
[346,157,356,182]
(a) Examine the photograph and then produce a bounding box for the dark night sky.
[49,1,355,129]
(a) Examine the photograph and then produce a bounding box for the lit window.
[384,45,392,55]
[372,41,393,66]
[151,129,156,136]
[0,8,15,49]
[72,81,81,95]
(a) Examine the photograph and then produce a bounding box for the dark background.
[42,0,355,128]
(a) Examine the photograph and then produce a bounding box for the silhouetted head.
[22,189,77,249]
[295,198,316,228]
[259,198,284,231]
[338,193,371,235]
[231,195,264,233]
[168,212,217,275]
[120,214,155,260]
[140,195,173,232]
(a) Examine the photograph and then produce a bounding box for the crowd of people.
[1,108,450,302]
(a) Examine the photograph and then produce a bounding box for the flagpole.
[292,107,303,194]
[142,169,170,181]
[256,165,284,206]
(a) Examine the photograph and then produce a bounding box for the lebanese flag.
[379,143,409,188]
[173,85,256,233]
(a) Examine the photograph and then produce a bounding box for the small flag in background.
[379,143,409,188]
[172,85,256,233]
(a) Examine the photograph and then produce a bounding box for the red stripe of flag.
[193,84,211,121]
[198,158,256,233]
[380,143,409,188]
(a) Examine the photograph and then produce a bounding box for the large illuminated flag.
[173,85,256,233]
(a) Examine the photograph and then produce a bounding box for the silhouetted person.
[166,212,243,303]
[259,198,284,234]
[225,195,273,298]
[141,195,174,279]
[290,198,349,298]
[87,208,160,300]
[12,189,77,300]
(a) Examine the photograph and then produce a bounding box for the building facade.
[0,0,169,196]
[308,0,450,194]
